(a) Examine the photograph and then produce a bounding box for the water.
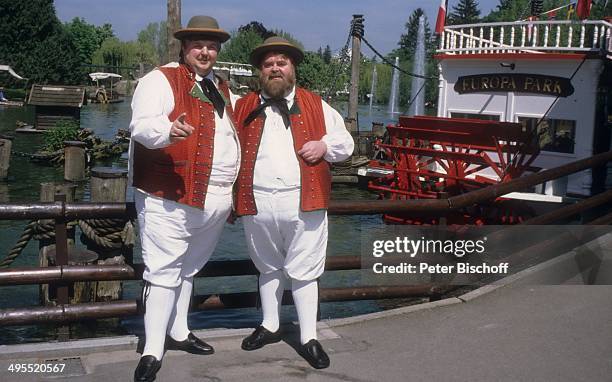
[0,100,399,344]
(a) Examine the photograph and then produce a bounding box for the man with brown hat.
[234,36,354,369]
[129,15,239,381]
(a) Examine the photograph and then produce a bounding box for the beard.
[260,70,296,99]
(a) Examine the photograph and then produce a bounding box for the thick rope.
[0,218,135,268]
[0,221,37,268]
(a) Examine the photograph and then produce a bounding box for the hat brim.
[174,28,230,43]
[250,43,304,67]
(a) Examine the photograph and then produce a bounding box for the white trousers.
[135,185,232,288]
[242,188,328,281]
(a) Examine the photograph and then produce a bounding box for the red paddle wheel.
[368,116,541,225]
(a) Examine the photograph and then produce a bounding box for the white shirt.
[128,62,240,188]
[253,87,354,190]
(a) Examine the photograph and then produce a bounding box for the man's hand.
[298,140,327,164]
[169,112,194,143]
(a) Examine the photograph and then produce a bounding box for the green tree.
[398,8,432,57]
[218,28,263,63]
[449,0,482,24]
[137,21,167,65]
[297,52,329,92]
[392,8,439,109]
[0,0,82,84]
[323,45,332,64]
[65,18,114,64]
[64,18,114,79]
[484,0,533,21]
[92,37,156,76]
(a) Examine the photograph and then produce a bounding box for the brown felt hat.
[250,36,304,67]
[174,15,230,42]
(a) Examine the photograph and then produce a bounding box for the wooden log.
[46,246,99,303]
[372,122,385,137]
[0,135,13,180]
[38,182,77,306]
[166,0,182,64]
[88,167,129,302]
[347,14,363,129]
[64,140,86,182]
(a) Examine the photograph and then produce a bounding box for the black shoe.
[241,325,282,351]
[300,339,330,369]
[165,333,214,355]
[134,355,162,382]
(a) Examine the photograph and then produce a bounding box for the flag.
[547,10,557,20]
[567,3,576,20]
[435,0,447,35]
[576,0,592,19]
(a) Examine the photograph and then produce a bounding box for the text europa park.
[455,73,574,97]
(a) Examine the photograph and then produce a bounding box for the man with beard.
[233,37,354,369]
[129,15,239,382]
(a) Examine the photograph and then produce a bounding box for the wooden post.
[347,14,364,134]
[89,167,129,302]
[166,0,182,64]
[0,134,13,181]
[372,122,385,137]
[38,182,77,306]
[64,140,86,182]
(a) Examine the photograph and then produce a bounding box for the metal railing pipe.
[522,189,612,225]
[0,265,135,286]
[448,151,612,209]
[0,285,447,326]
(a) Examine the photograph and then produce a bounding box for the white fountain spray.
[388,57,400,115]
[408,15,426,116]
[369,65,378,112]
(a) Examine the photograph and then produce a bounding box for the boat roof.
[0,65,27,80]
[89,72,122,81]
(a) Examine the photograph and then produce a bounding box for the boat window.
[518,117,575,154]
[450,112,500,121]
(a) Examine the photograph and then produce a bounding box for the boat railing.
[438,20,612,56]
[214,61,254,77]
[0,151,611,327]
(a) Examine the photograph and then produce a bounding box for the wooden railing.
[438,20,612,55]
[214,61,254,76]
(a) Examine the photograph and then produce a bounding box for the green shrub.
[43,120,80,152]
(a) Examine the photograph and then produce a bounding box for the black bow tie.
[243,97,291,129]
[200,78,225,118]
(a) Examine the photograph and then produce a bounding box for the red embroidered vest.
[234,88,331,216]
[132,64,236,209]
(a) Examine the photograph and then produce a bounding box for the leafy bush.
[43,120,80,152]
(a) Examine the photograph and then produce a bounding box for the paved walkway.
[1,235,611,381]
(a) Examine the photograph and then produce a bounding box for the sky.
[54,0,502,56]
